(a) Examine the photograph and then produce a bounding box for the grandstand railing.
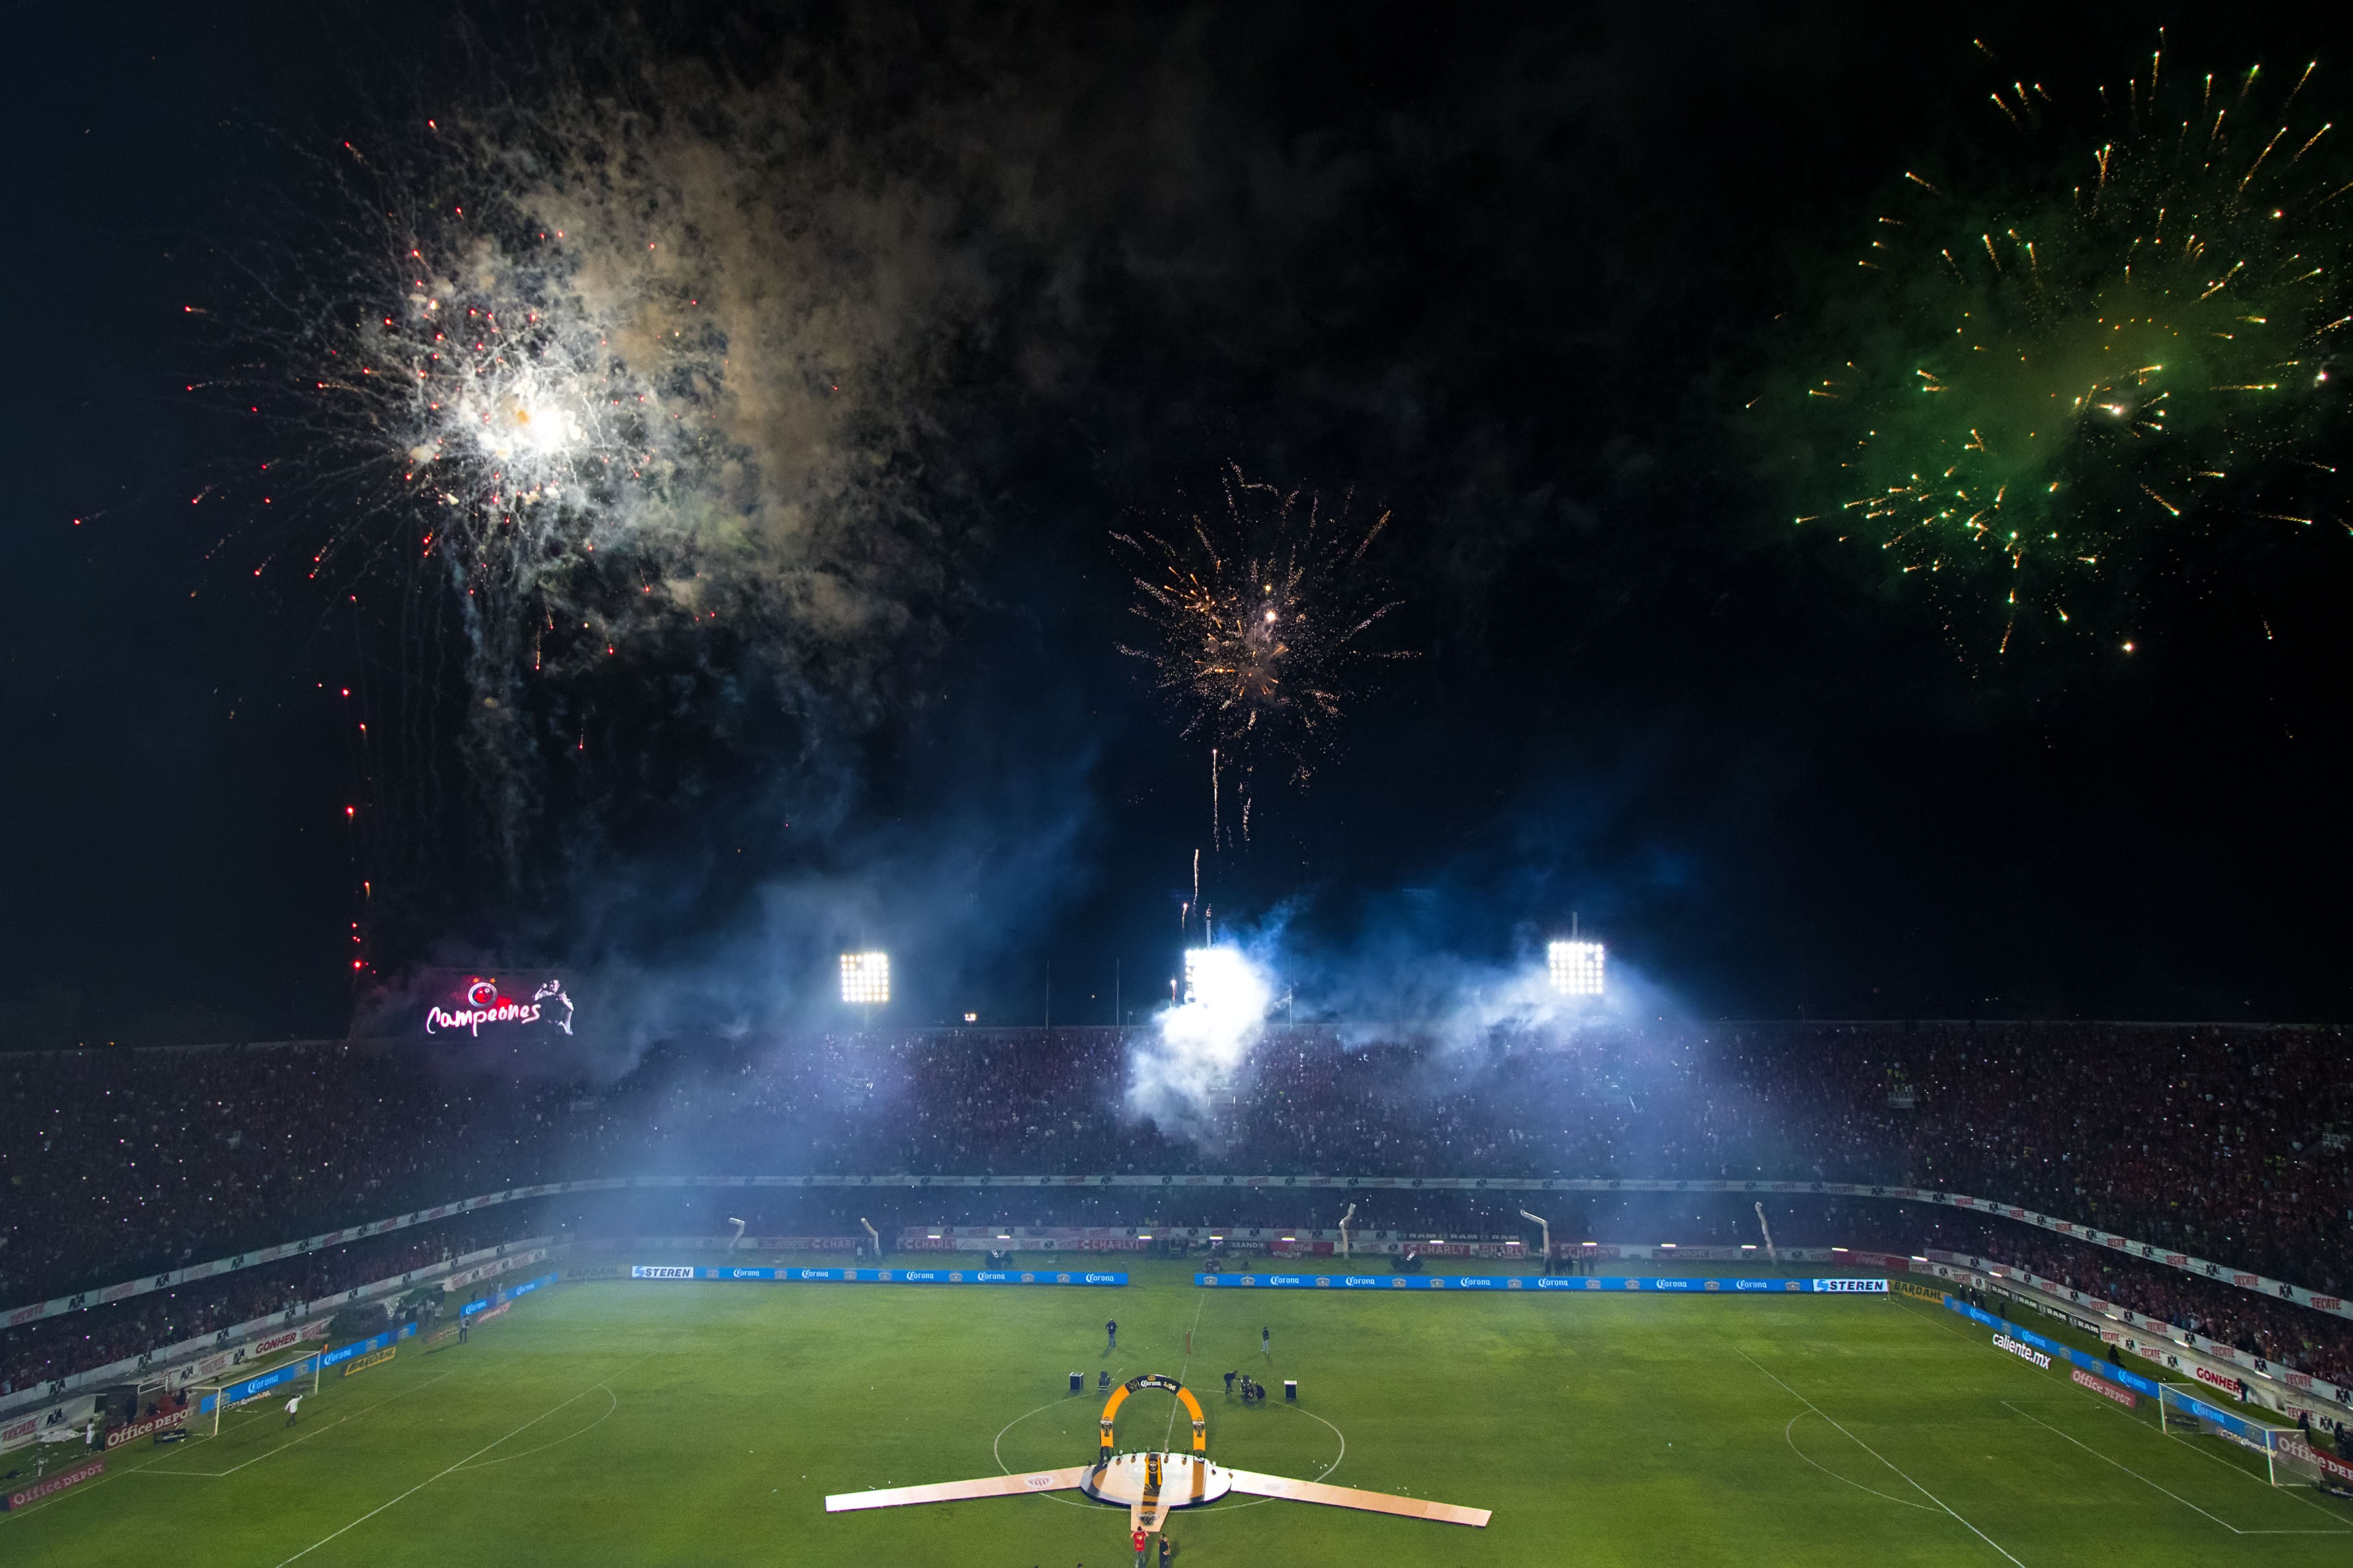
[7,1172,2346,1367]
[0,1239,555,1436]
[1919,1248,2350,1418]
[1927,1258,2352,1434]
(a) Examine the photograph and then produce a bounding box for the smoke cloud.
[1124,944,1276,1137]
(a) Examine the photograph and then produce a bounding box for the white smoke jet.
[1125,944,1273,1137]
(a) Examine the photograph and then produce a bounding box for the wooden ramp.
[1222,1467,1491,1528]
[825,1466,1092,1512]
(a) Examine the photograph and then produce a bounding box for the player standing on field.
[1261,1326,1269,1358]
[284,1395,302,1427]
[1106,1318,1117,1352]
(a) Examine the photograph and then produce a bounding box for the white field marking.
[138,1372,461,1479]
[984,1296,1344,1518]
[1212,1403,1347,1512]
[450,1385,617,1471]
[2003,1403,2352,1536]
[1181,1278,1343,1510]
[2001,1401,2246,1532]
[1737,1348,2027,1567]
[268,1355,655,1568]
[1163,1290,1209,1450]
[2148,1410,2353,1526]
[2005,1401,2353,1542]
[1784,1412,1938,1511]
[991,1399,1094,1512]
[1892,1296,2353,1534]
[0,1430,217,1524]
[0,1369,462,1522]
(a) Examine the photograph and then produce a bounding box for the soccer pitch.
[6,1262,2348,1565]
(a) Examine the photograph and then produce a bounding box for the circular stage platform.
[1079,1452,1233,1508]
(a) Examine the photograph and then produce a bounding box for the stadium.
[12,5,2353,1566]
[4,1014,2350,1563]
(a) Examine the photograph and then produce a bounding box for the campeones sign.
[425,977,575,1038]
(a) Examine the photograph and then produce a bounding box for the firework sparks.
[1115,468,1410,800]
[1766,44,2352,649]
[205,89,980,870]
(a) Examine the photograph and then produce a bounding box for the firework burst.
[204,88,978,874]
[333,176,719,706]
[1115,468,1409,802]
[1767,42,2353,649]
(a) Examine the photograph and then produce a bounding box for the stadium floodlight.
[1546,939,1605,996]
[1180,944,1271,1015]
[839,951,890,1005]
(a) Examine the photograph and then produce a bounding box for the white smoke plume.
[1124,944,1275,1138]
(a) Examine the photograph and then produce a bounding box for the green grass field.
[6,1261,2349,1565]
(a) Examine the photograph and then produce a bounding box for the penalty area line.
[0,1370,464,1524]
[2001,1401,2245,1534]
[268,1355,653,1568]
[143,1370,462,1480]
[2002,1402,2352,1538]
[1737,1348,2026,1567]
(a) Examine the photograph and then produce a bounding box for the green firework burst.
[1771,48,2353,648]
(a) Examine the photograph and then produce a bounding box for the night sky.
[5,2,2349,1048]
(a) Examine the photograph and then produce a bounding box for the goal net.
[2158,1383,2299,1486]
[188,1353,321,1438]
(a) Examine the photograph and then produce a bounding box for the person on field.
[1106,1319,1117,1352]
[1224,1370,1236,1395]
[459,1313,471,1344]
[284,1395,302,1427]
[1260,1327,1270,1357]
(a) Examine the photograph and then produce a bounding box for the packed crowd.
[1706,1021,2353,1291]
[0,1042,577,1307]
[1856,1207,2353,1392]
[0,1218,534,1401]
[4,1020,2349,1402]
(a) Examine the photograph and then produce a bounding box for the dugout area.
[1,1260,2347,1565]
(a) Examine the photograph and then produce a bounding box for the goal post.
[2158,1383,2297,1486]
[188,1352,323,1438]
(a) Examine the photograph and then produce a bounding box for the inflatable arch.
[1097,1373,1207,1457]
